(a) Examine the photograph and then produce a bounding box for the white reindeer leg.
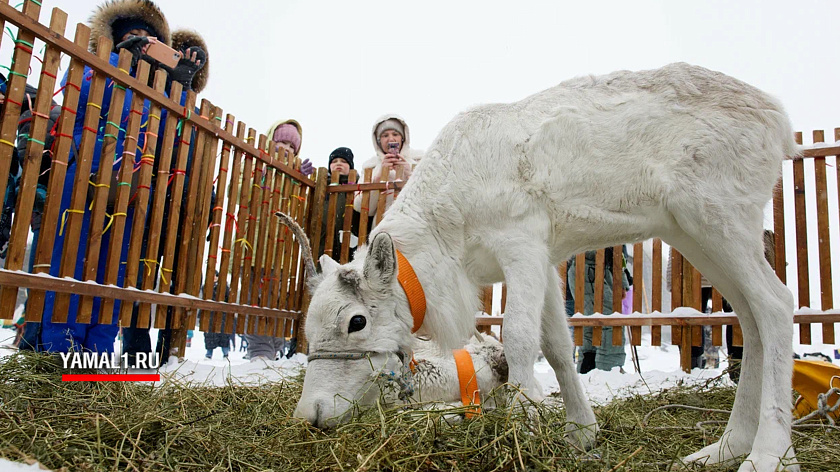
[541,264,598,450]
[668,214,797,472]
[491,235,547,401]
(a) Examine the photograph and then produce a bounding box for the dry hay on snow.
[1,352,837,472]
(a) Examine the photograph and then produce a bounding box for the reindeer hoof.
[683,439,749,467]
[565,421,598,451]
[736,451,800,472]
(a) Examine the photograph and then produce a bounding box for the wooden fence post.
[298,167,328,354]
[812,130,834,344]
[679,257,700,373]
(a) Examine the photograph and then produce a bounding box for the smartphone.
[388,142,399,154]
[145,38,182,69]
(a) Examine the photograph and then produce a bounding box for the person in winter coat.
[242,120,307,362]
[0,77,58,261]
[319,147,360,262]
[266,119,312,175]
[566,247,631,373]
[0,76,59,351]
[34,0,206,354]
[120,25,211,364]
[353,114,423,226]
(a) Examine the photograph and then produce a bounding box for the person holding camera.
[120,23,213,363]
[353,114,423,226]
[32,0,209,354]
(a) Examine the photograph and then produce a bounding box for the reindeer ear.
[319,254,340,274]
[363,233,397,289]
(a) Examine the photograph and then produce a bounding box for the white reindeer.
[290,63,799,472]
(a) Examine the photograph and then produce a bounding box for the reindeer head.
[274,213,416,427]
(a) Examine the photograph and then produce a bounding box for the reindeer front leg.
[487,232,547,402]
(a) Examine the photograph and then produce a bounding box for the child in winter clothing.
[33,0,207,354]
[319,147,360,262]
[353,114,423,226]
[267,119,312,175]
[243,120,306,361]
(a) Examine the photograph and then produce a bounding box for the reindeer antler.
[274,211,317,279]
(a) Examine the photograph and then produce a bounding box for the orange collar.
[396,250,426,333]
[453,348,481,418]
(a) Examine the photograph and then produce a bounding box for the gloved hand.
[163,46,206,91]
[300,158,313,176]
[115,35,150,67]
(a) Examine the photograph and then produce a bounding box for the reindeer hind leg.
[666,203,797,471]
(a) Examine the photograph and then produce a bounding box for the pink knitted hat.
[272,124,301,154]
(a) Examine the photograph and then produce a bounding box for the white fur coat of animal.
[296,63,799,472]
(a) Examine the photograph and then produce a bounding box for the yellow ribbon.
[59,209,85,236]
[161,267,171,285]
[101,212,127,235]
[139,258,158,276]
[234,238,252,252]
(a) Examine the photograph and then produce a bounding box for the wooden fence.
[0,2,838,371]
[0,1,316,352]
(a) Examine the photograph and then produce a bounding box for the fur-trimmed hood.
[266,119,303,156]
[88,0,171,53]
[171,29,210,93]
[370,113,412,157]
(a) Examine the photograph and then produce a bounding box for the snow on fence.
[0,2,838,370]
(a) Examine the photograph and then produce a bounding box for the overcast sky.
[7,0,839,169]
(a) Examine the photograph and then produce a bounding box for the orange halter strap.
[453,348,482,418]
[396,250,426,333]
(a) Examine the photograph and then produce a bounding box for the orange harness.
[396,251,480,417]
[453,348,481,418]
[396,250,426,333]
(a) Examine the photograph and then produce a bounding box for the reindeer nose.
[294,401,322,427]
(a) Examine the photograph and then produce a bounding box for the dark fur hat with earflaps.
[88,0,171,53]
[171,29,210,93]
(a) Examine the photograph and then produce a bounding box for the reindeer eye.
[348,315,366,333]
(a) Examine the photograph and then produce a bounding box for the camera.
[144,37,182,69]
